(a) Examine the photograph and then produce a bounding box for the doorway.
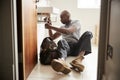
[27,0,101,80]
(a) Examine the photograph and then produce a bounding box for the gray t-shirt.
[61,20,81,42]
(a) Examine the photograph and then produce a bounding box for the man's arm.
[44,17,61,40]
[45,23,77,35]
[48,29,61,40]
[48,29,53,37]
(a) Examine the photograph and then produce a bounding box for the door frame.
[97,0,109,80]
[11,0,19,80]
[0,0,19,80]
[11,0,109,80]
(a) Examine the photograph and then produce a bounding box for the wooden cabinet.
[17,0,37,80]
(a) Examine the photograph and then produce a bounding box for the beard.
[61,20,71,25]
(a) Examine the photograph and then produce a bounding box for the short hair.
[60,10,71,17]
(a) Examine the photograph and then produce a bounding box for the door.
[103,0,120,80]
[22,0,37,79]
[17,0,37,79]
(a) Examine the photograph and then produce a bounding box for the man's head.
[60,10,71,24]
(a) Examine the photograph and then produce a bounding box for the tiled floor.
[27,45,98,80]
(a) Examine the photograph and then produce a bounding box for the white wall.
[50,0,100,44]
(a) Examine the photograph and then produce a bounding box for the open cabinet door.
[17,0,37,80]
[22,0,37,79]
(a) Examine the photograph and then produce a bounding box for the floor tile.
[27,45,98,80]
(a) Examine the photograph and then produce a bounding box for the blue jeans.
[57,31,93,59]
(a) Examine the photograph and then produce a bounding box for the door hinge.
[107,44,113,59]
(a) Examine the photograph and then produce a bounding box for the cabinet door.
[22,0,37,79]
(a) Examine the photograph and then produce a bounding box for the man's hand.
[45,23,52,29]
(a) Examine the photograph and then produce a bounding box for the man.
[45,10,93,74]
